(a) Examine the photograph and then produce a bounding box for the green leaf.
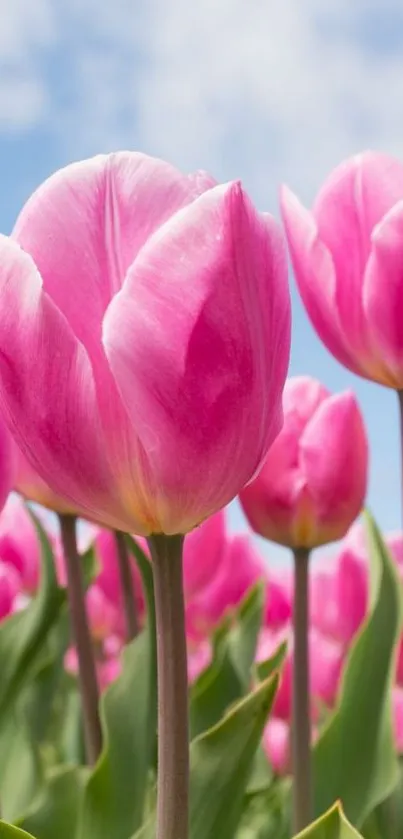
[134,674,279,839]
[0,510,65,721]
[313,512,403,826]
[292,803,363,839]
[256,641,288,683]
[0,824,36,839]
[189,673,279,839]
[18,766,87,839]
[228,582,265,687]
[0,715,43,823]
[236,781,290,839]
[190,583,264,739]
[78,536,157,839]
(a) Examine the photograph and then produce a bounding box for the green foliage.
[313,512,403,826]
[77,536,157,839]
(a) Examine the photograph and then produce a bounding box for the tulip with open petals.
[281,152,403,388]
[0,153,290,536]
[239,376,368,549]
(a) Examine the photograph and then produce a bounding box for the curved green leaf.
[0,824,36,839]
[18,766,86,839]
[78,536,157,839]
[190,583,264,738]
[293,803,363,839]
[313,512,402,826]
[189,673,279,839]
[134,674,279,839]
[0,509,64,720]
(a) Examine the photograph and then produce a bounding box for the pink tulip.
[0,153,290,536]
[0,494,41,594]
[257,626,343,722]
[263,717,290,775]
[0,418,15,519]
[239,377,368,549]
[280,152,403,388]
[310,532,368,645]
[0,561,21,619]
[187,640,212,683]
[183,511,226,599]
[15,449,76,514]
[93,528,146,632]
[86,585,121,641]
[186,532,269,638]
[393,687,403,753]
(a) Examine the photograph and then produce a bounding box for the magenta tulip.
[239,376,368,549]
[310,526,368,645]
[0,494,41,594]
[0,561,21,619]
[0,152,290,536]
[263,717,290,775]
[15,448,76,515]
[257,626,342,722]
[280,152,403,388]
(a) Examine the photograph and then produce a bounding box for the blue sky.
[1,0,403,565]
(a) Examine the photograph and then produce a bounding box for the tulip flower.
[239,376,368,550]
[280,152,403,389]
[0,494,41,594]
[240,375,366,832]
[310,532,368,646]
[263,717,290,775]
[0,561,21,619]
[0,152,290,537]
[0,151,292,837]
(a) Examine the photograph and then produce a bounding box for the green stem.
[147,533,188,839]
[114,530,139,641]
[59,513,102,765]
[292,546,312,833]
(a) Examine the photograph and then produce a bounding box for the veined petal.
[313,153,403,372]
[103,181,290,533]
[363,201,403,387]
[13,152,216,367]
[0,235,132,529]
[280,186,369,377]
[300,391,368,543]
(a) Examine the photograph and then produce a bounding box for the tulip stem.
[59,514,102,766]
[147,533,188,839]
[114,530,139,641]
[292,546,312,834]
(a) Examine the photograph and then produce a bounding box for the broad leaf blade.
[189,674,279,839]
[313,512,402,826]
[18,766,86,839]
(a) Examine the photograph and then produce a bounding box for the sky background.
[1,0,402,566]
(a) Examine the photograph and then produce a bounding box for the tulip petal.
[104,182,289,533]
[300,392,367,543]
[363,201,403,386]
[280,186,368,376]
[0,235,126,527]
[13,152,216,366]
[312,154,403,368]
[183,511,226,598]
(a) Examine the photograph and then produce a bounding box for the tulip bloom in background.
[280,152,403,391]
[239,375,368,832]
[239,376,368,550]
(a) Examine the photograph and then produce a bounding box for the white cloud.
[1,0,403,204]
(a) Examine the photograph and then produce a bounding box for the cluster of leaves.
[0,511,401,839]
